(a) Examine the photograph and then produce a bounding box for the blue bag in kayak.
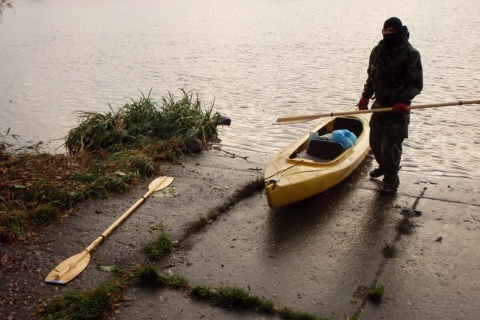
[331,129,357,150]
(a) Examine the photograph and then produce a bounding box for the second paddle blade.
[148,176,174,191]
[45,252,91,285]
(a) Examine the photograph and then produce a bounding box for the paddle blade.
[45,252,91,285]
[148,176,174,191]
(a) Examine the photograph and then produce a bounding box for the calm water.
[1,0,480,179]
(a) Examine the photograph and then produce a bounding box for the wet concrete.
[117,150,480,320]
[1,149,479,319]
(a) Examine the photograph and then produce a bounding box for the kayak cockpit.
[289,116,366,163]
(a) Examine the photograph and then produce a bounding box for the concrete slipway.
[114,150,480,320]
[1,149,479,320]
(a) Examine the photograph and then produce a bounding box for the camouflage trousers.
[369,112,409,188]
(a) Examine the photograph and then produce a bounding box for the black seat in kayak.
[307,139,344,160]
[333,117,363,137]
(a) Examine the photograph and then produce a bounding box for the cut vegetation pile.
[65,89,220,154]
[0,89,225,243]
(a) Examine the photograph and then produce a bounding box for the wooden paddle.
[45,176,174,285]
[274,99,480,124]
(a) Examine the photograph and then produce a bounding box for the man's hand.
[392,102,409,113]
[358,97,369,110]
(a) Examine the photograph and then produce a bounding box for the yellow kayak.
[264,115,370,208]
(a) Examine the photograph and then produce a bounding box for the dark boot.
[379,185,397,195]
[370,168,384,178]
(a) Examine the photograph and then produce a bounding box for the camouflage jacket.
[362,39,423,109]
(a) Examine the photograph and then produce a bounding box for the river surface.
[1,0,480,179]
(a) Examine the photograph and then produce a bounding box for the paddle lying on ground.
[45,176,174,285]
[274,99,480,124]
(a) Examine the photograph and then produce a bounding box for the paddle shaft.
[48,176,170,282]
[66,196,151,271]
[275,99,480,124]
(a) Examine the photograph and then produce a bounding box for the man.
[358,17,423,194]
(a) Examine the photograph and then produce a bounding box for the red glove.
[392,102,409,113]
[358,97,369,110]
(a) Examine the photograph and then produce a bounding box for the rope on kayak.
[264,160,305,182]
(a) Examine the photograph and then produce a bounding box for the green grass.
[43,281,123,320]
[348,311,361,320]
[366,285,385,303]
[135,264,189,288]
[146,233,173,261]
[1,89,222,242]
[43,263,327,320]
[190,286,329,320]
[29,204,59,226]
[65,89,220,154]
[277,307,329,320]
[190,286,275,313]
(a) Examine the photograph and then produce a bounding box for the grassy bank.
[0,89,224,242]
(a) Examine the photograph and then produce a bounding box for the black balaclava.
[382,17,403,47]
